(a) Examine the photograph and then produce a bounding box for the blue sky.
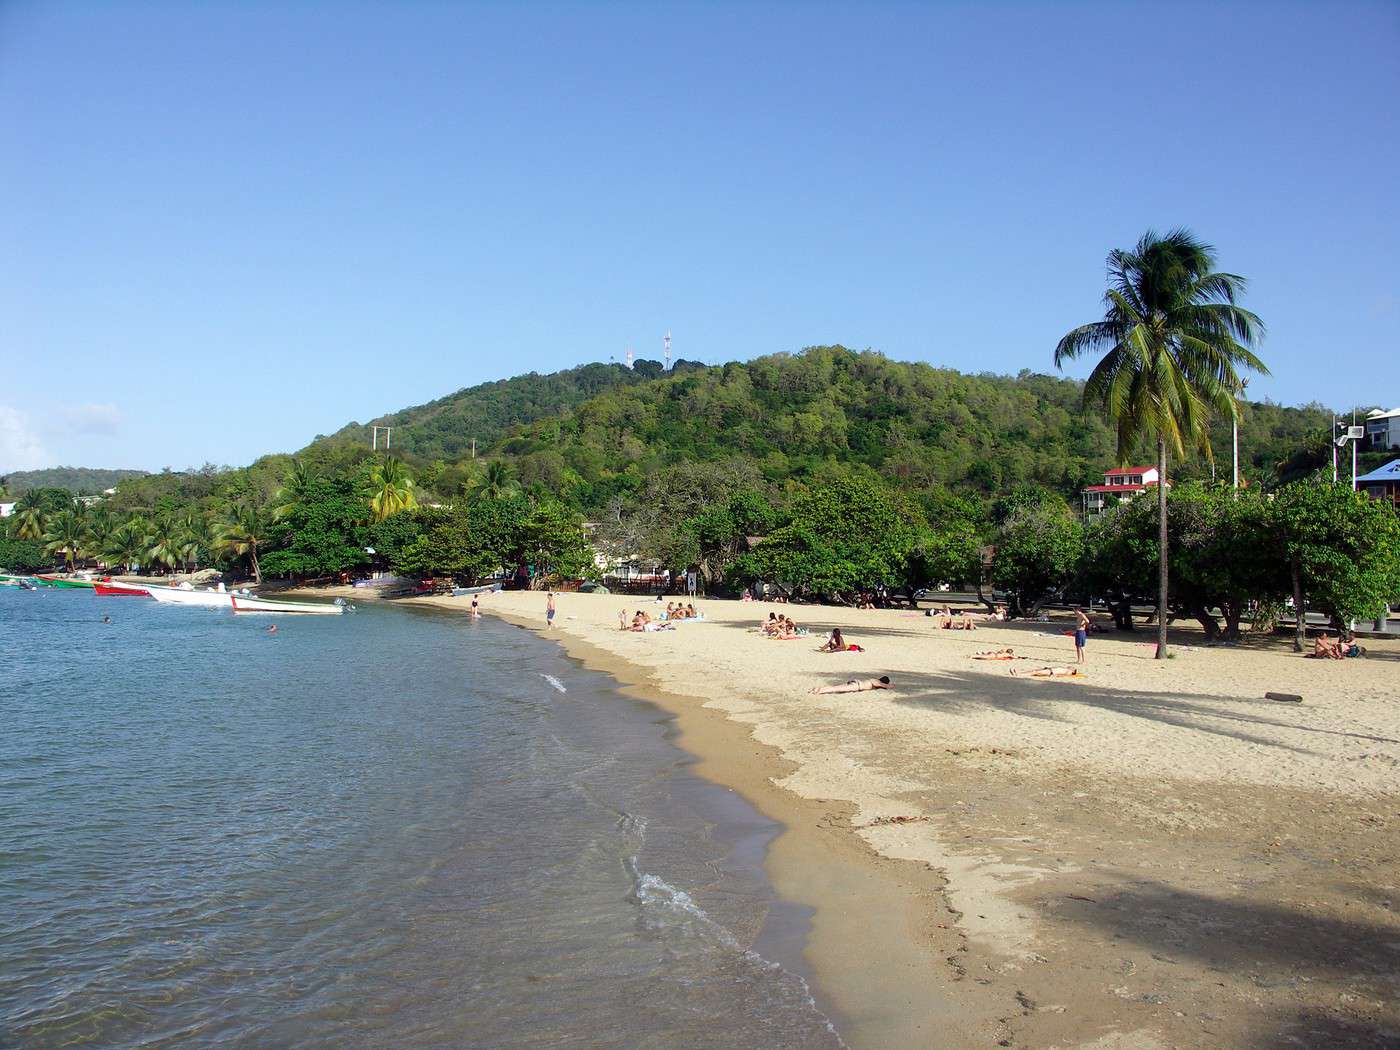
[2,1,1396,473]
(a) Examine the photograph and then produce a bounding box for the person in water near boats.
[471,594,481,618]
[810,676,891,694]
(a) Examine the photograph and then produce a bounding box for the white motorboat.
[146,583,235,608]
[230,595,344,615]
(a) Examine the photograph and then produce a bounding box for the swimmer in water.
[102,615,111,624]
[265,624,278,634]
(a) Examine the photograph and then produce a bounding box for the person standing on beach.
[1074,608,1090,664]
[546,592,556,628]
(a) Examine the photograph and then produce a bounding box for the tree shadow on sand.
[1053,879,1400,1047]
[884,668,1400,756]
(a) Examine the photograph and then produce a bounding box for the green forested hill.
[302,346,1337,513]
[308,361,660,462]
[1,467,148,494]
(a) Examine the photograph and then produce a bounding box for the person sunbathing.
[685,603,698,618]
[1010,666,1082,677]
[973,648,1017,660]
[817,628,850,652]
[762,612,781,636]
[810,676,891,694]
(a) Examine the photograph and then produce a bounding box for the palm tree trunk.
[251,545,262,586]
[1156,437,1169,660]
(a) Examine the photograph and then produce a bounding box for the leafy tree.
[215,503,271,584]
[271,460,318,522]
[1055,229,1267,657]
[0,536,47,571]
[1167,485,1282,639]
[368,456,418,522]
[515,499,595,583]
[260,474,371,579]
[84,508,119,565]
[908,490,984,591]
[990,501,1084,617]
[1272,481,1400,647]
[749,473,922,597]
[43,509,88,570]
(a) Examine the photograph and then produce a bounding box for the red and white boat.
[95,581,151,597]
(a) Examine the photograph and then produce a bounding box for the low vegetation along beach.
[379,587,1399,1049]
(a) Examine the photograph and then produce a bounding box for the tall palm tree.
[147,516,185,575]
[214,503,269,585]
[271,459,317,522]
[369,456,418,522]
[43,509,88,571]
[1055,229,1266,658]
[474,460,517,501]
[107,518,150,574]
[85,508,119,567]
[11,490,48,539]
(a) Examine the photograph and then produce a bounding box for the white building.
[1366,407,1400,451]
[0,502,13,519]
[1081,465,1164,519]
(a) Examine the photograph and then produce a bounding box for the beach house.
[1356,458,1400,509]
[1081,465,1164,519]
[1365,407,1400,450]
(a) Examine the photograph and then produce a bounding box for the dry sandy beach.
[378,588,1399,1049]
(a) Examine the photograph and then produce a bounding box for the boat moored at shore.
[231,595,345,615]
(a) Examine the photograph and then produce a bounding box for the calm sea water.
[0,588,844,1049]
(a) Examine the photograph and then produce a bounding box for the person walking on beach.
[1074,608,1090,665]
[546,592,556,629]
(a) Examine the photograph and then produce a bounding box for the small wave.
[623,857,849,1048]
[540,674,567,693]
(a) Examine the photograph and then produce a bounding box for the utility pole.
[1332,418,1339,482]
[372,425,392,451]
[664,331,671,371]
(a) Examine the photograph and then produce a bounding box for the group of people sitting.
[762,613,806,639]
[928,606,979,631]
[662,602,701,621]
[1311,632,1366,660]
[621,609,674,632]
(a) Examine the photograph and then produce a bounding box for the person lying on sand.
[973,648,1016,660]
[810,676,891,694]
[1010,666,1083,677]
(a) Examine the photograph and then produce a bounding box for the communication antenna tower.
[625,347,633,370]
[664,331,672,371]
[372,425,392,451]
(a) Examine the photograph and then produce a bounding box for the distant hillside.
[304,361,666,461]
[2,467,148,495]
[300,347,1336,512]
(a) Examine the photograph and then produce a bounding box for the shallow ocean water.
[0,589,844,1048]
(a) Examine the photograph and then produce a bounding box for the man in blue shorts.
[1074,608,1090,664]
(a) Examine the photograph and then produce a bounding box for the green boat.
[34,574,96,588]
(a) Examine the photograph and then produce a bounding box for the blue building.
[1356,458,1400,510]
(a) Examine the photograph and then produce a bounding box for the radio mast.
[625,347,633,370]
[664,331,671,371]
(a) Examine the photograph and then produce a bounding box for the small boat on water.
[146,584,235,608]
[231,595,345,615]
[34,574,96,589]
[451,583,502,597]
[95,582,152,597]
